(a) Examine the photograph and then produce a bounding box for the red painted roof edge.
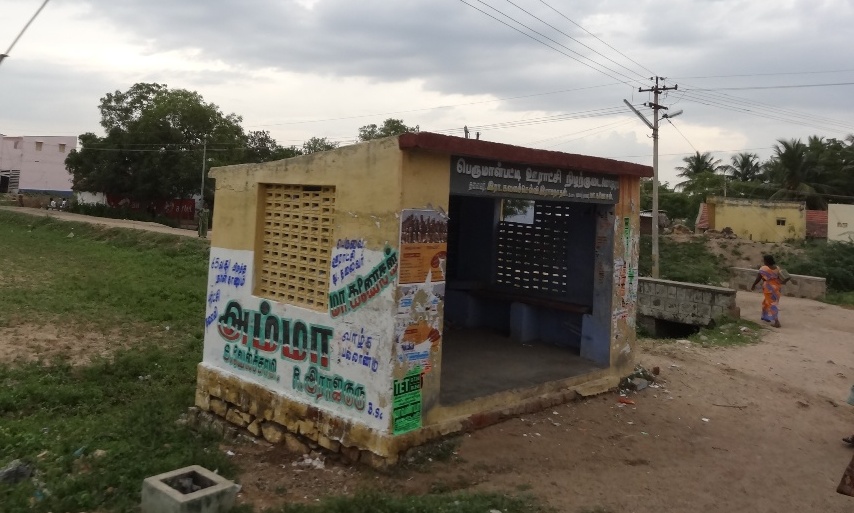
[398,132,653,178]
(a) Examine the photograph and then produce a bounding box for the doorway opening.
[440,194,614,405]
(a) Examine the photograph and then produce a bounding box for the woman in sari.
[750,254,788,328]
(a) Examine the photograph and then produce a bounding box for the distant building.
[703,196,806,243]
[639,210,669,235]
[806,210,828,239]
[0,134,77,195]
[828,204,854,242]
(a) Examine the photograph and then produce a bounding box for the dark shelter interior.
[440,192,616,405]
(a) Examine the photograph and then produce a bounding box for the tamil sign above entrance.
[450,156,619,204]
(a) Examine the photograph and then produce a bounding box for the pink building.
[0,135,77,195]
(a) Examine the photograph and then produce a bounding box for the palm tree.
[765,138,828,208]
[675,151,724,179]
[675,151,724,190]
[722,152,761,182]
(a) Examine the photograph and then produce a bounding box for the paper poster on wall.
[395,283,444,373]
[393,366,423,435]
[399,209,448,284]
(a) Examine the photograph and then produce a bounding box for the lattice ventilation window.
[258,184,336,310]
[495,202,573,297]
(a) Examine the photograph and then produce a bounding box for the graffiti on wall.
[206,257,249,329]
[211,257,248,288]
[338,326,381,373]
[399,210,448,284]
[291,365,368,411]
[328,246,399,318]
[393,366,423,435]
[203,246,392,432]
[330,239,366,288]
[217,299,334,372]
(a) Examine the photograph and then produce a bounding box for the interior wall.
[448,195,497,284]
[559,202,597,306]
[580,203,616,365]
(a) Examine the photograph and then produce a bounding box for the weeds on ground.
[639,235,727,285]
[0,211,234,512]
[0,212,551,513]
[785,240,854,294]
[270,490,549,513]
[688,317,763,347]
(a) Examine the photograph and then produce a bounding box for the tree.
[302,136,340,154]
[765,138,829,208]
[723,152,761,182]
[640,180,697,222]
[67,83,250,202]
[357,118,418,141]
[675,151,724,188]
[244,130,302,163]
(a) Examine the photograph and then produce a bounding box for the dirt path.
[0,206,208,239]
[226,292,854,512]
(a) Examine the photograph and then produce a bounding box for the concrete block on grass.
[141,465,238,513]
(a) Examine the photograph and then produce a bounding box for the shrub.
[785,241,854,292]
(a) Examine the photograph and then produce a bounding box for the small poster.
[399,210,448,284]
[393,367,423,435]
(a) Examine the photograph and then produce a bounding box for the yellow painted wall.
[400,150,451,212]
[708,197,805,243]
[209,137,404,253]
[828,204,854,242]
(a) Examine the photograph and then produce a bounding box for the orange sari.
[758,265,782,322]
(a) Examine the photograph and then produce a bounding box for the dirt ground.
[0,206,207,239]
[668,230,802,271]
[223,292,854,512]
[6,208,852,511]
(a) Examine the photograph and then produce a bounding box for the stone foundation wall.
[729,267,826,300]
[194,364,395,468]
[194,363,602,468]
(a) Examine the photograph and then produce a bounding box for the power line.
[245,81,625,128]
[426,106,629,135]
[665,119,697,153]
[687,81,854,91]
[537,0,657,77]
[673,68,854,79]
[457,0,642,86]
[499,0,649,81]
[524,117,641,145]
[679,87,854,131]
[540,119,637,149]
[678,92,854,135]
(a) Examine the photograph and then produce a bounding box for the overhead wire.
[537,0,657,77]
[676,92,854,135]
[244,81,625,128]
[664,119,698,153]
[457,0,643,86]
[673,69,854,79]
[499,0,649,81]
[541,119,638,149]
[687,81,854,91]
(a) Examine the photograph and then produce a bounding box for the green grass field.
[0,211,546,513]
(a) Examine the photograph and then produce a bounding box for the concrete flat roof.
[399,132,653,178]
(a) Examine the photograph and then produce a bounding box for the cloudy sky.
[1,0,853,184]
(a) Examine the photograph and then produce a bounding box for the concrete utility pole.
[635,77,678,279]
